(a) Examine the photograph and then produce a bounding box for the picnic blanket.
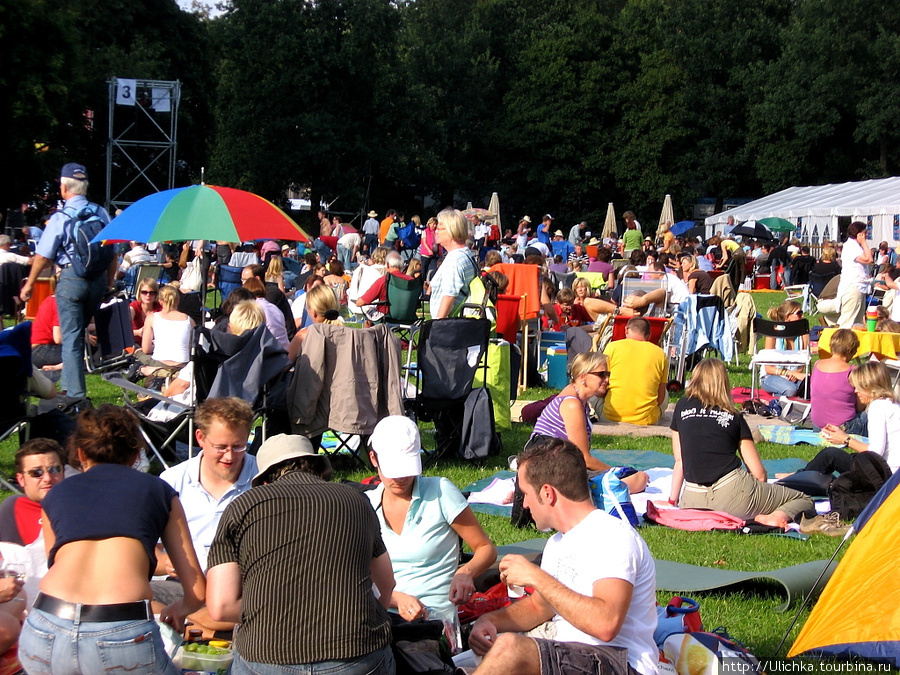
[757,425,868,447]
[487,538,835,612]
[464,451,808,518]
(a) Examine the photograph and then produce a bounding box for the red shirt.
[31,295,59,345]
[551,303,592,331]
[358,269,414,314]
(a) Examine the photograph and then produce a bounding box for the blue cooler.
[539,331,566,367]
[545,347,569,389]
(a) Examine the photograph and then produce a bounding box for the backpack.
[828,451,892,520]
[589,468,639,527]
[397,221,421,250]
[62,203,114,280]
[459,386,502,461]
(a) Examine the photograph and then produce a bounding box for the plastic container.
[539,331,566,366]
[546,348,569,389]
[175,645,233,675]
[753,274,770,290]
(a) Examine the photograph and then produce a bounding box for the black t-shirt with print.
[670,396,751,485]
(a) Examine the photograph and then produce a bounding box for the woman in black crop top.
[668,359,813,530]
[19,405,205,675]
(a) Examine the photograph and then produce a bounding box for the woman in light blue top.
[366,416,496,621]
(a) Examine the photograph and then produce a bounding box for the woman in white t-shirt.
[835,221,874,328]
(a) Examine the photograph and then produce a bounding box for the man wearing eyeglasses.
[153,397,257,636]
[0,439,66,546]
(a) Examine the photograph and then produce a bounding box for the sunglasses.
[590,371,611,379]
[789,310,803,317]
[22,465,63,479]
[140,290,157,296]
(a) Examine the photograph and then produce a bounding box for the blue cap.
[60,163,88,180]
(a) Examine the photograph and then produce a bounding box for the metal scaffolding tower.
[105,78,181,213]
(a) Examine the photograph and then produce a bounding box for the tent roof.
[705,176,900,225]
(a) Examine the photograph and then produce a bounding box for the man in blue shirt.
[21,163,115,400]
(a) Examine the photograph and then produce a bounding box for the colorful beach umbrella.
[92,185,312,244]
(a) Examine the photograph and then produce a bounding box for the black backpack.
[459,386,502,461]
[828,451,892,521]
[62,203,114,280]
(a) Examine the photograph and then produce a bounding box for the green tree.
[210,0,403,223]
[748,0,900,192]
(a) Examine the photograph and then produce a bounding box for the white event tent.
[705,176,900,245]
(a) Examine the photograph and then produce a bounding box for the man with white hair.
[20,163,115,400]
[358,251,413,317]
[0,235,31,266]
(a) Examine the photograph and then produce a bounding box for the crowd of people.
[3,161,900,673]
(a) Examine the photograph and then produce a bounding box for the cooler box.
[546,347,569,389]
[753,274,771,290]
[539,331,566,367]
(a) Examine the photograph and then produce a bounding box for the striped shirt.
[531,395,590,442]
[207,471,391,665]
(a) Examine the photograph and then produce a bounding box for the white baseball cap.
[368,416,422,478]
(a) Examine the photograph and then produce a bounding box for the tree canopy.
[5,0,898,229]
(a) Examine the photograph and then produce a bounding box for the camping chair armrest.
[103,372,191,409]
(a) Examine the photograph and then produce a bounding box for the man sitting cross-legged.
[467,438,658,675]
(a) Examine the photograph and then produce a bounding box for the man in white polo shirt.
[153,396,257,637]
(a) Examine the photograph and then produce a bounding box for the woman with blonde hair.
[813,361,900,475]
[679,253,713,294]
[428,208,477,319]
[418,217,440,281]
[130,277,162,344]
[670,358,813,529]
[528,352,648,493]
[759,299,808,397]
[130,284,194,381]
[286,283,342,362]
[810,328,864,433]
[264,255,285,294]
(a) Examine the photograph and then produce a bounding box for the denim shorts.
[18,607,179,675]
[532,639,637,675]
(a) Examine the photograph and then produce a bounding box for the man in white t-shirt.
[468,438,658,675]
[836,221,873,329]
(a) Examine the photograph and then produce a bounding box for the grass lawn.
[0,290,846,661]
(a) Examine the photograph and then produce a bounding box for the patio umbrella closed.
[488,192,501,234]
[601,203,617,239]
[658,194,674,235]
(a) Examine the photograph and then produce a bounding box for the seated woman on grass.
[528,352,649,494]
[809,328,866,434]
[669,358,813,529]
[810,360,900,476]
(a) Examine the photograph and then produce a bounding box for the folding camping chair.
[412,318,491,461]
[667,295,736,388]
[750,317,811,399]
[620,275,670,317]
[287,323,404,467]
[215,264,244,308]
[124,263,165,299]
[0,322,40,492]
[85,292,133,373]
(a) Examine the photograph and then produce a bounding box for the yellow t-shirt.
[603,338,667,425]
